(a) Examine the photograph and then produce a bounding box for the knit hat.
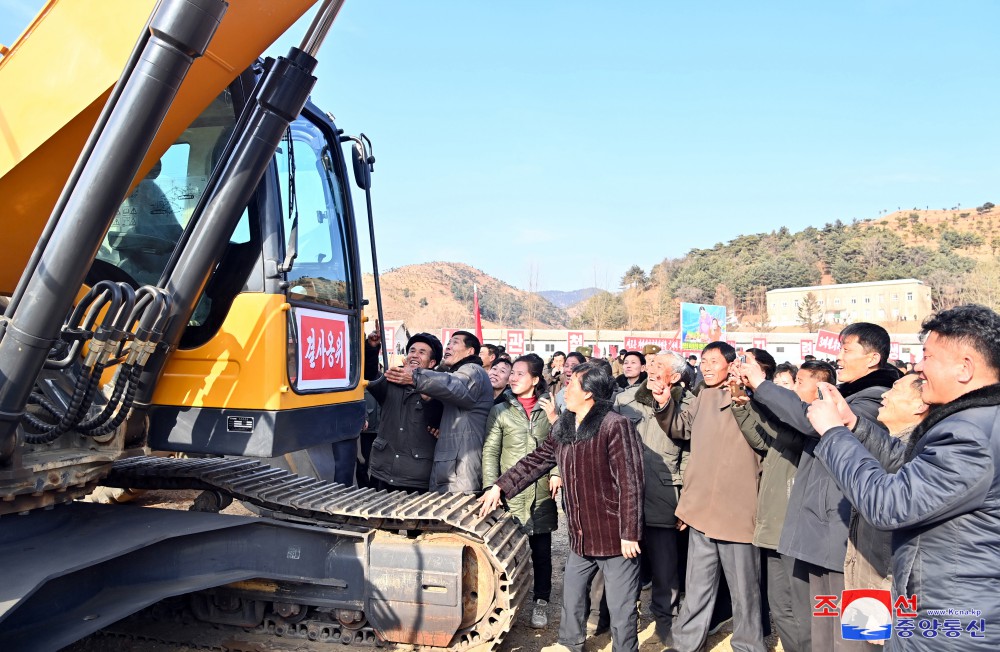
[406,332,443,365]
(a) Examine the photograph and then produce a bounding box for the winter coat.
[365,375,441,489]
[482,393,558,535]
[657,385,761,543]
[412,355,494,493]
[495,403,644,557]
[816,383,1000,652]
[730,400,804,550]
[614,380,687,527]
[843,419,913,593]
[752,366,900,572]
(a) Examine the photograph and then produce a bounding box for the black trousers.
[643,525,680,643]
[529,533,552,602]
[765,549,810,652]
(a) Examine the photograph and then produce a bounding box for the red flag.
[473,284,483,343]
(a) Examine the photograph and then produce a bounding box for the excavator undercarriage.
[5,456,530,651]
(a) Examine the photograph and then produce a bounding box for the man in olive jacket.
[387,331,493,493]
[614,351,687,644]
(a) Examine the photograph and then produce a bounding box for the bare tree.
[741,285,773,333]
[797,292,825,332]
[962,259,1000,311]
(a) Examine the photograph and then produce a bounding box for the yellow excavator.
[0,1,528,649]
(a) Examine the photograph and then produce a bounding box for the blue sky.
[3,1,999,291]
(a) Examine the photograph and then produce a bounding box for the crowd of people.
[355,304,1000,652]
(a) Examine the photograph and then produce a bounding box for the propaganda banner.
[889,341,900,362]
[383,325,396,354]
[680,303,726,351]
[624,336,671,352]
[506,330,525,355]
[753,337,767,349]
[800,339,815,359]
[296,308,350,390]
[567,331,585,353]
[815,330,842,356]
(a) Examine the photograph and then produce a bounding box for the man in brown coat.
[654,341,765,652]
[480,362,644,652]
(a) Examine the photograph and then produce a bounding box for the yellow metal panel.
[153,293,364,410]
[0,0,319,294]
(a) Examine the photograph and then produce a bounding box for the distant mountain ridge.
[538,287,602,309]
[362,262,568,332]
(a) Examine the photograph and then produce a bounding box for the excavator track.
[91,455,532,652]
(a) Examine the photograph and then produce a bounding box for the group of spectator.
[359,304,1000,652]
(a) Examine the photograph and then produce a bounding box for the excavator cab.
[90,76,367,459]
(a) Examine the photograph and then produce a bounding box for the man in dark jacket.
[387,330,493,493]
[743,323,901,651]
[363,332,443,493]
[807,304,1000,652]
[479,362,644,652]
[734,358,836,652]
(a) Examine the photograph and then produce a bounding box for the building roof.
[766,279,926,295]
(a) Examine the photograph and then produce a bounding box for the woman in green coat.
[483,353,561,629]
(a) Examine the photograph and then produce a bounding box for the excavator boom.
[0,0,317,294]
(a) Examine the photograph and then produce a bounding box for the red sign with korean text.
[383,325,396,353]
[296,308,350,390]
[624,336,671,352]
[506,330,525,355]
[753,337,767,349]
[801,339,814,359]
[815,329,842,356]
[567,331,585,353]
[889,341,900,362]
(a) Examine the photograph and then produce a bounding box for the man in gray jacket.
[807,304,1000,652]
[386,330,493,493]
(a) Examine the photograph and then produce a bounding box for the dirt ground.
[71,491,783,652]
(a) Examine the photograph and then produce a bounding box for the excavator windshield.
[275,118,354,311]
[96,89,247,291]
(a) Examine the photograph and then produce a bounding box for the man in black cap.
[363,330,444,493]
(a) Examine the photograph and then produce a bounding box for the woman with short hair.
[479,362,645,652]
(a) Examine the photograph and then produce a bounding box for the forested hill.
[576,205,998,331]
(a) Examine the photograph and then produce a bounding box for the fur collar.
[552,401,614,444]
[634,380,655,408]
[450,355,483,373]
[616,372,648,390]
[838,365,902,398]
[905,383,1000,461]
